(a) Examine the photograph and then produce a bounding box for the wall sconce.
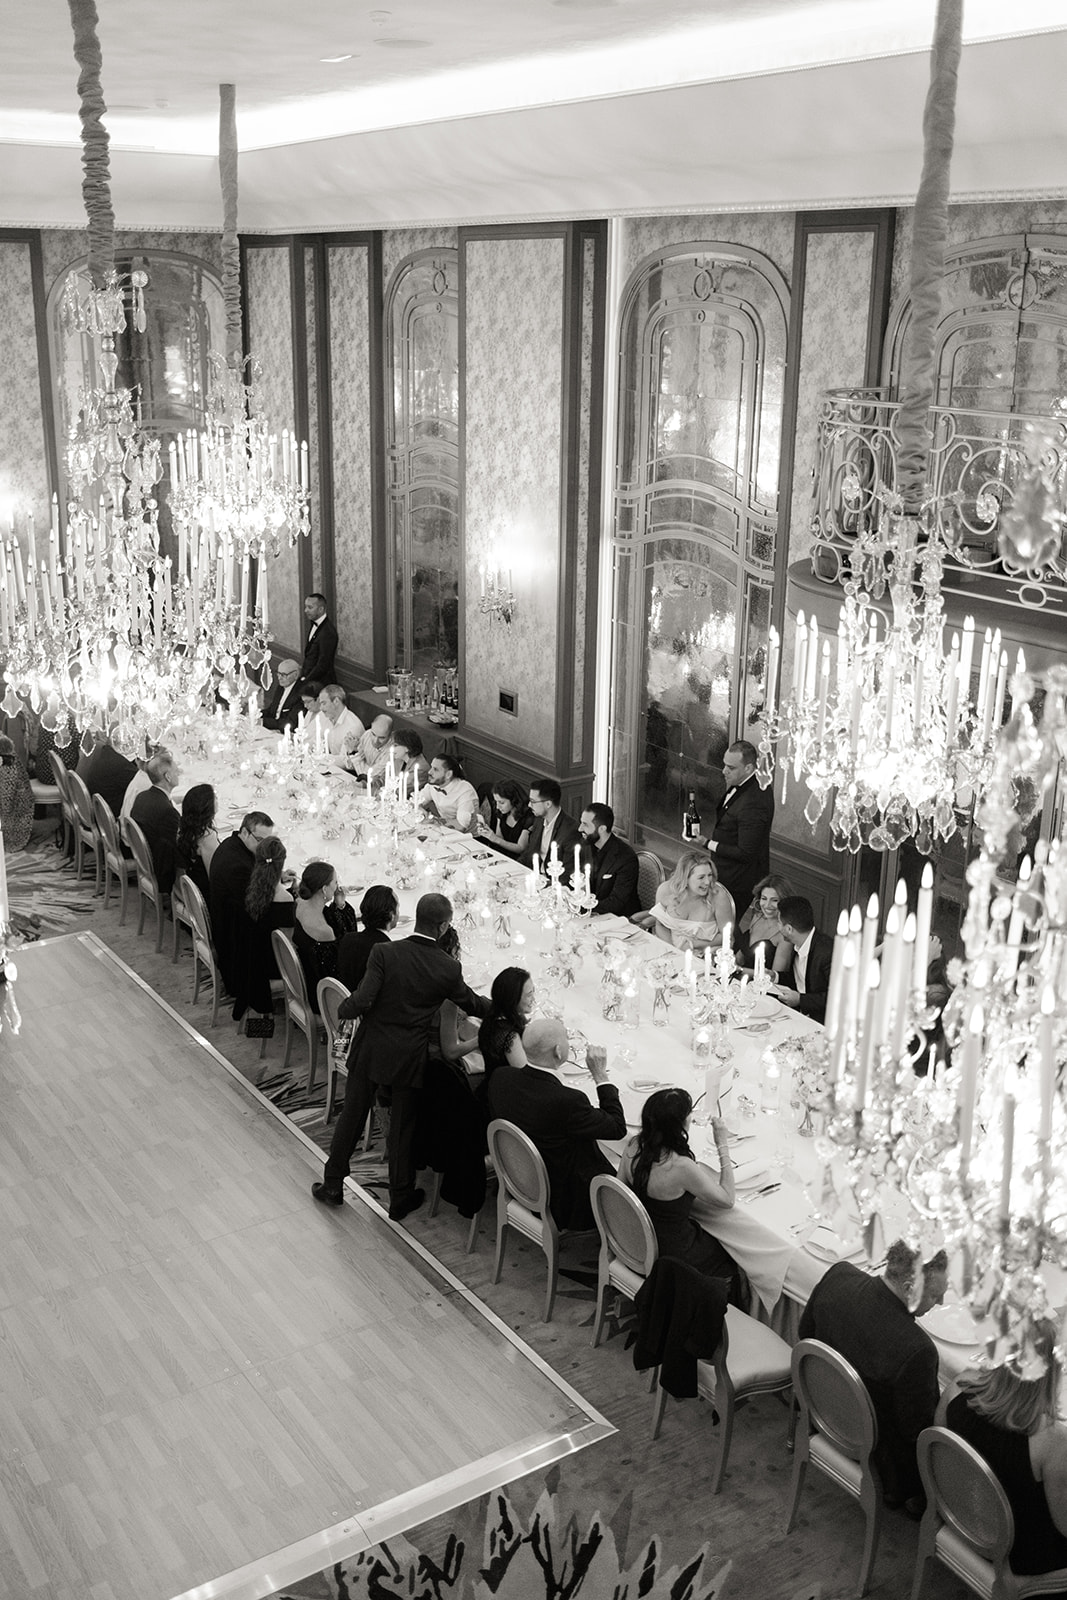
[478,559,516,626]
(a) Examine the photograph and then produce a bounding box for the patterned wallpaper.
[383,227,458,289]
[775,225,876,853]
[40,227,223,301]
[622,212,794,288]
[572,234,596,766]
[304,246,322,596]
[327,244,374,674]
[463,234,565,764]
[245,244,303,659]
[889,198,1067,313]
[0,239,50,543]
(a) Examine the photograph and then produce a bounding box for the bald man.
[262,658,303,732]
[487,1019,625,1231]
[342,713,395,779]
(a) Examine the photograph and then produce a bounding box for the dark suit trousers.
[383,1085,420,1209]
[323,1056,377,1185]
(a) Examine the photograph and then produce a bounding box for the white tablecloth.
[170,720,1008,1375]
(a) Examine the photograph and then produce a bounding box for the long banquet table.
[172,720,1001,1378]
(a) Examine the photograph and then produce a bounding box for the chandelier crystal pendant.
[767,511,1013,854]
[765,0,1000,856]
[805,663,1067,1360]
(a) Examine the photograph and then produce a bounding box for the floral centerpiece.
[773,1032,832,1135]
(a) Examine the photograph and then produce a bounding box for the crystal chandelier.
[764,0,1034,856]
[766,512,1015,854]
[0,4,271,760]
[804,663,1067,1355]
[169,84,310,585]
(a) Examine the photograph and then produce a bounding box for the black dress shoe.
[312,1182,344,1206]
[388,1187,425,1222]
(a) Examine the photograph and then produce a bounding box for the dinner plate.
[920,1304,982,1345]
[747,995,780,1020]
[630,1075,674,1094]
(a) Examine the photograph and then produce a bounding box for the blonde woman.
[945,1319,1067,1579]
[635,849,736,951]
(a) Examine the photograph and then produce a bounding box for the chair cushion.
[505,1197,547,1246]
[722,1306,792,1391]
[811,1432,865,1494]
[935,1526,996,1596]
[609,1262,647,1300]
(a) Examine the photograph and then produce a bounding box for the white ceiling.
[2,0,1066,230]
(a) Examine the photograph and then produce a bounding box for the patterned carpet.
[6,831,959,1600]
[3,829,96,941]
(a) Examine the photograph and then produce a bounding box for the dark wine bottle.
[684,790,702,841]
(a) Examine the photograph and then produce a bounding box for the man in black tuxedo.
[314,893,490,1221]
[770,895,834,1024]
[298,593,338,689]
[129,750,181,893]
[521,777,581,886]
[261,658,302,732]
[578,802,641,918]
[81,733,138,819]
[798,1241,948,1511]
[208,810,275,996]
[487,1019,625,1231]
[691,740,774,911]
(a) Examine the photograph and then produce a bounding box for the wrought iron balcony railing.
[809,388,1067,620]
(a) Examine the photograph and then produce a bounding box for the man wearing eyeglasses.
[262,658,302,732]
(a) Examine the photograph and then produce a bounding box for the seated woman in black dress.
[475,777,534,860]
[415,926,489,1217]
[174,783,219,900]
[946,1318,1067,1583]
[617,1087,742,1303]
[231,836,296,1024]
[292,860,357,1010]
[477,966,535,1090]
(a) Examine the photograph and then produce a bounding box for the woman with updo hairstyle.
[946,1318,1067,1579]
[412,924,490,1218]
[292,860,358,1011]
[174,783,219,900]
[617,1086,741,1300]
[229,836,295,1025]
[477,965,535,1087]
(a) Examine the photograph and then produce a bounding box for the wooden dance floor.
[0,934,612,1600]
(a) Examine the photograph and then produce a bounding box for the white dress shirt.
[322,706,365,761]
[792,928,814,994]
[420,776,479,829]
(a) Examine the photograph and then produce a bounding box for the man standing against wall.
[689,739,773,911]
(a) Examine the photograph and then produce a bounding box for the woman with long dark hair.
[477,965,534,1085]
[230,835,294,1024]
[476,778,533,858]
[174,783,219,899]
[618,1087,741,1298]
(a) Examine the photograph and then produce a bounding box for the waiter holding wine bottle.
[684,740,774,912]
